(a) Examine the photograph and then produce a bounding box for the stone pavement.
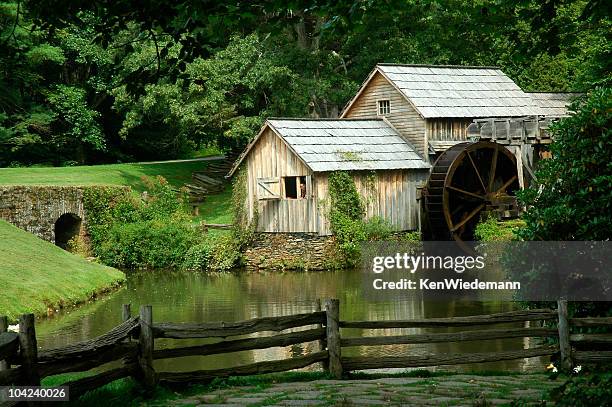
[168,374,557,406]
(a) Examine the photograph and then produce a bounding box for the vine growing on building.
[232,167,257,249]
[328,171,366,267]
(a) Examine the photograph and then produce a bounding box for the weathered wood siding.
[245,128,319,233]
[245,128,428,235]
[343,72,428,157]
[427,118,473,141]
[314,170,429,235]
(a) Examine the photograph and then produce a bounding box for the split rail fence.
[1,300,611,402]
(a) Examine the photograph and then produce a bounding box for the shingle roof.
[527,92,578,117]
[375,64,540,118]
[266,119,430,172]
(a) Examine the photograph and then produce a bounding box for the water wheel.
[424,141,520,242]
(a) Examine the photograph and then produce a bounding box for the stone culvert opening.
[54,213,82,249]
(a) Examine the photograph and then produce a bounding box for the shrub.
[182,241,214,271]
[66,235,91,258]
[327,171,367,267]
[140,176,189,220]
[550,372,612,406]
[207,234,242,272]
[474,216,525,242]
[98,220,199,269]
[83,176,200,269]
[363,216,393,240]
[517,87,611,241]
[231,168,256,249]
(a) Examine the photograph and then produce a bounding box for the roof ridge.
[526,91,582,94]
[267,117,385,121]
[377,63,501,69]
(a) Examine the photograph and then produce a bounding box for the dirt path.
[168,373,557,406]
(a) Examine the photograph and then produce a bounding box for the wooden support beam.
[154,312,325,339]
[138,305,156,391]
[122,304,131,322]
[325,299,342,379]
[64,366,133,400]
[0,316,8,371]
[341,327,558,347]
[0,333,19,363]
[557,299,572,371]
[340,309,557,328]
[342,346,558,371]
[574,351,612,363]
[18,314,40,386]
[316,299,329,372]
[153,328,324,360]
[158,351,328,384]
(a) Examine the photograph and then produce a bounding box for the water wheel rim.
[440,141,517,241]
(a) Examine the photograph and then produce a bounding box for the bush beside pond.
[83,176,244,271]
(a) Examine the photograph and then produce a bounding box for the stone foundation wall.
[0,185,87,242]
[244,233,339,271]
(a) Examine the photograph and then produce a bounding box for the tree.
[517,87,611,241]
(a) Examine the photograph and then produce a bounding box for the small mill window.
[283,176,307,199]
[377,100,390,115]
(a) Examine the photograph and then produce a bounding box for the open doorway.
[54,213,82,249]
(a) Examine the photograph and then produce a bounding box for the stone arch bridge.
[0,186,90,248]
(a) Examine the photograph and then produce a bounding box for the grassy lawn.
[194,183,233,225]
[0,160,215,193]
[0,220,125,322]
[0,159,234,224]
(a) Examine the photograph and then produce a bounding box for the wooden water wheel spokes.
[424,141,520,242]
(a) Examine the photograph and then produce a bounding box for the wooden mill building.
[230,64,574,236]
[341,64,541,159]
[228,118,429,235]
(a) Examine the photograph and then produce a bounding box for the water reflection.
[35,269,547,373]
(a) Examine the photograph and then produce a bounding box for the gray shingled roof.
[267,119,430,172]
[377,64,540,118]
[527,92,578,117]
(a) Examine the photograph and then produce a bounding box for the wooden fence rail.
[0,299,611,401]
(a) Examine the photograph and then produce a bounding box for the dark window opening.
[54,213,82,250]
[284,176,308,199]
[284,177,297,199]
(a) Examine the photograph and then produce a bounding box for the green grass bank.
[0,159,216,193]
[0,220,125,321]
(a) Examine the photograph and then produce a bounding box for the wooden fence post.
[0,316,7,371]
[138,305,156,390]
[325,299,342,378]
[19,314,40,386]
[315,299,329,371]
[122,304,131,322]
[557,299,572,371]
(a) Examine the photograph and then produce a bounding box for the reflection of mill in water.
[34,270,549,373]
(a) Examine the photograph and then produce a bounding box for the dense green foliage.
[328,171,366,266]
[550,372,612,406]
[1,1,609,166]
[517,87,611,241]
[83,177,201,269]
[474,217,526,242]
[327,171,395,267]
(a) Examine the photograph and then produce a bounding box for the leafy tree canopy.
[0,0,609,165]
[517,87,611,241]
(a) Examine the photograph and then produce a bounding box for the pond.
[35,269,547,373]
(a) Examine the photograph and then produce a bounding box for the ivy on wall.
[327,171,395,267]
